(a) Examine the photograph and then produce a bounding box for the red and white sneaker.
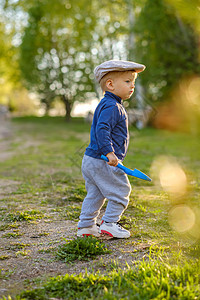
[77,225,100,237]
[99,221,130,238]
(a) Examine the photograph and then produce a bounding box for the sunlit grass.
[18,259,200,300]
[56,236,111,263]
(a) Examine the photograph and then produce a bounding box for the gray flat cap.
[94,60,146,83]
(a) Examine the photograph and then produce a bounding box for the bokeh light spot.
[186,77,200,107]
[168,205,196,233]
[159,162,187,195]
[150,156,187,195]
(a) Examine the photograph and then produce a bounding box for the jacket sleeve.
[95,105,119,155]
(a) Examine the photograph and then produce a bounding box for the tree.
[134,0,200,103]
[165,0,200,35]
[0,12,21,105]
[19,0,99,120]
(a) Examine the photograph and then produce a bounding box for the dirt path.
[0,204,146,298]
[0,119,13,162]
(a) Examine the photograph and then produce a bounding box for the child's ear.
[105,79,114,90]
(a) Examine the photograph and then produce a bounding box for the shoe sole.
[101,230,113,237]
[100,229,130,238]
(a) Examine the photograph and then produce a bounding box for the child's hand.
[106,152,118,166]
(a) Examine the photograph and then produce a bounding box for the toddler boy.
[77,60,146,238]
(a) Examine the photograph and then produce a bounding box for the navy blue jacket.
[85,91,129,161]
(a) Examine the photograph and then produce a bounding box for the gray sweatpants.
[78,155,131,228]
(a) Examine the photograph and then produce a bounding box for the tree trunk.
[45,101,51,115]
[62,95,71,121]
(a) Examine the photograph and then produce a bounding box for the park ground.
[0,116,200,299]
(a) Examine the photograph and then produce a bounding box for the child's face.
[112,71,136,100]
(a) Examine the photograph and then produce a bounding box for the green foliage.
[134,0,200,102]
[165,0,200,34]
[0,19,21,105]
[56,236,111,263]
[18,259,200,299]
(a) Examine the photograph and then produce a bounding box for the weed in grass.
[56,236,111,263]
[0,224,9,231]
[136,203,147,213]
[67,192,83,202]
[62,205,81,221]
[38,247,55,254]
[0,255,10,260]
[94,257,109,270]
[4,210,44,222]
[37,232,49,237]
[0,295,14,300]
[1,295,13,300]
[0,208,7,212]
[2,232,22,238]
[0,223,19,231]
[66,185,86,202]
[0,269,13,280]
[5,243,30,251]
[119,215,135,229]
[50,208,62,213]
[12,183,33,195]
[149,244,170,259]
[16,250,31,257]
[184,242,200,259]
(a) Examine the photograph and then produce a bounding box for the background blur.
[0,0,200,132]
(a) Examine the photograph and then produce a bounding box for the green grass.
[2,231,22,238]
[0,116,200,299]
[3,210,44,222]
[56,236,111,263]
[0,223,19,231]
[17,259,200,299]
